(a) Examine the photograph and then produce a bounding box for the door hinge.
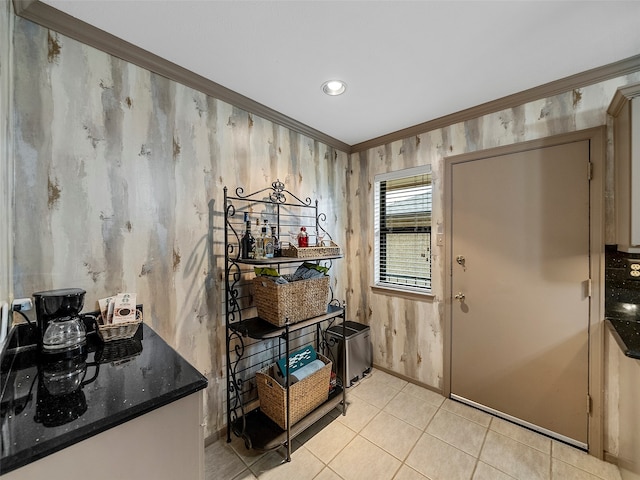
[587,394,592,415]
[588,162,593,181]
[586,278,592,298]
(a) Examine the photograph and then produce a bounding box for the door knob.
[454,292,465,302]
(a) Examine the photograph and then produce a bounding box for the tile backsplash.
[605,244,640,310]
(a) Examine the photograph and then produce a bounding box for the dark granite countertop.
[0,321,207,475]
[604,245,640,360]
[605,302,640,360]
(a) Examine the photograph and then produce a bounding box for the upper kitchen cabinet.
[609,82,640,253]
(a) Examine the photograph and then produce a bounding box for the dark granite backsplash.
[605,244,640,318]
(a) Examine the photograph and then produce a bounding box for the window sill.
[370,285,435,302]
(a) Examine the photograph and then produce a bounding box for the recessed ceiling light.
[322,80,347,96]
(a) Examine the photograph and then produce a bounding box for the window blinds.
[374,167,432,291]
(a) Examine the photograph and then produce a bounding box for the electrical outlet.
[627,260,640,280]
[11,298,33,312]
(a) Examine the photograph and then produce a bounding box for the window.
[374,166,432,293]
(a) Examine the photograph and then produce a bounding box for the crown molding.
[12,0,352,153]
[607,80,640,117]
[352,54,640,153]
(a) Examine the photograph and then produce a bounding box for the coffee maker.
[32,288,88,357]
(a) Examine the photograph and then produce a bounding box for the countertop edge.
[605,318,640,360]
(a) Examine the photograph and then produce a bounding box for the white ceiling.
[41,0,640,146]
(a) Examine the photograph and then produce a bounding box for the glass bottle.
[298,226,309,247]
[255,219,265,258]
[240,213,255,259]
[271,226,281,257]
[264,220,274,258]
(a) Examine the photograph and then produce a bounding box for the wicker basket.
[256,354,332,429]
[282,241,341,259]
[252,275,330,326]
[97,309,143,342]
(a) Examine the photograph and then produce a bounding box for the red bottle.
[298,227,308,247]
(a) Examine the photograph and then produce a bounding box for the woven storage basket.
[282,241,341,259]
[256,354,332,429]
[252,275,330,326]
[97,320,141,342]
[97,309,143,342]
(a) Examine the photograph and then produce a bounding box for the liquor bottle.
[271,226,281,257]
[255,219,265,258]
[240,213,255,259]
[263,220,274,258]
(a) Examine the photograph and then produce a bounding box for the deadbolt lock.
[456,255,465,265]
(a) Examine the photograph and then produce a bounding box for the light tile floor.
[205,369,622,480]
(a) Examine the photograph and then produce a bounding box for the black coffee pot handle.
[79,313,99,335]
[80,361,100,386]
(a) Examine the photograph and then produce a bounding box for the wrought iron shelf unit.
[224,180,347,461]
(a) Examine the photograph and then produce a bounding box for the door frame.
[442,127,605,458]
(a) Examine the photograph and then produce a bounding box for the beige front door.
[449,139,591,447]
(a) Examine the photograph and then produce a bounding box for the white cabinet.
[609,332,640,480]
[3,392,204,480]
[609,82,640,253]
[618,355,640,480]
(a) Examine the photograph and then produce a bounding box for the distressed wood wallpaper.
[11,17,349,437]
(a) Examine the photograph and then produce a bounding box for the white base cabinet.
[618,352,640,480]
[3,392,204,480]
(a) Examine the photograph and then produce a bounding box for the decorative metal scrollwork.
[316,212,333,242]
[225,262,242,323]
[269,179,286,203]
[228,328,246,437]
[233,179,312,206]
[226,204,241,260]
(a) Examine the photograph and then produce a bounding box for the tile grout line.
[440,406,493,429]
[355,384,419,475]
[320,413,360,471]
[353,378,440,479]
[308,388,381,480]
[470,415,494,480]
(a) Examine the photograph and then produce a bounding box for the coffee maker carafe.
[33,288,87,356]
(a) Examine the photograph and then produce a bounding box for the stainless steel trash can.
[325,321,372,387]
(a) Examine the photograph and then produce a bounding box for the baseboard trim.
[204,427,226,447]
[371,363,442,395]
[601,454,640,478]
